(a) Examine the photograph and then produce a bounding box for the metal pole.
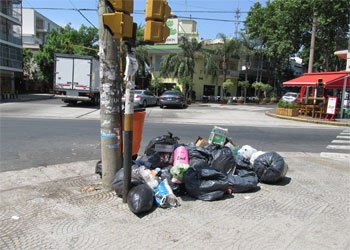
[99,0,123,190]
[340,24,350,119]
[123,45,138,203]
[306,12,318,104]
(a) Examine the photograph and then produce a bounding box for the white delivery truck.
[54,53,100,105]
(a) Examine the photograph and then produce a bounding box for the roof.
[143,45,181,50]
[283,71,350,89]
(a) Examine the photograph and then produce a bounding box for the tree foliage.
[33,24,98,84]
[244,0,349,72]
[214,33,241,83]
[160,36,204,99]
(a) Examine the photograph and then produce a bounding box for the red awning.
[283,71,350,89]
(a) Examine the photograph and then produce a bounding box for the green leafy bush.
[288,102,298,109]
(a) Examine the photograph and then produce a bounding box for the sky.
[22,0,267,40]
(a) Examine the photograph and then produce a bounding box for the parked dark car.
[159,91,186,108]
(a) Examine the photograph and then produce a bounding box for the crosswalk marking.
[321,129,350,160]
[336,135,350,139]
[326,145,350,150]
[331,140,350,144]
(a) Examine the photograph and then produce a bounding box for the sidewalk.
[266,109,350,127]
[1,154,349,249]
[0,93,54,103]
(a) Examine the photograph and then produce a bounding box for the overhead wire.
[68,0,97,28]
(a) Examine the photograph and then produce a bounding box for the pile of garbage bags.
[106,127,288,214]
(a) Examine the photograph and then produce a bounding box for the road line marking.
[331,140,350,144]
[326,145,350,150]
[340,132,350,135]
[336,135,350,139]
[320,152,350,159]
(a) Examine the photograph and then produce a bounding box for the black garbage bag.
[189,157,209,168]
[111,165,144,197]
[95,160,102,178]
[183,166,230,201]
[186,146,211,168]
[253,152,288,184]
[227,169,259,193]
[159,166,185,196]
[209,145,235,173]
[234,155,252,170]
[146,152,173,169]
[127,184,154,214]
[144,132,179,156]
[186,146,212,161]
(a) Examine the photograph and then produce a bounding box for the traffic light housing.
[144,0,171,43]
[103,0,134,39]
[317,78,324,87]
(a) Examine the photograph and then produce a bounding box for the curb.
[0,95,54,103]
[265,111,350,127]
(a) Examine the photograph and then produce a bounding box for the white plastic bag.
[250,151,265,166]
[238,145,257,160]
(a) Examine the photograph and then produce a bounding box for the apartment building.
[22,8,59,51]
[0,0,22,96]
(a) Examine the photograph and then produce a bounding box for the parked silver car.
[159,90,186,108]
[122,90,159,107]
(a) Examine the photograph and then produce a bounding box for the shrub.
[277,100,285,108]
[288,101,298,109]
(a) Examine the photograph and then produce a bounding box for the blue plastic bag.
[154,179,180,208]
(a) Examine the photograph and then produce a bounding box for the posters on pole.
[326,96,338,115]
[165,18,178,44]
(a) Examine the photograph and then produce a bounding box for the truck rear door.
[55,57,73,90]
[73,59,91,91]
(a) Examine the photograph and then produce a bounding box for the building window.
[154,55,163,72]
[0,43,22,69]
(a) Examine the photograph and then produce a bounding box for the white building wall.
[22,8,35,35]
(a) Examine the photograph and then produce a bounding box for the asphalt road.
[0,116,344,172]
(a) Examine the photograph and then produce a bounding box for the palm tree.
[214,33,241,85]
[239,32,259,81]
[136,46,150,89]
[160,36,203,99]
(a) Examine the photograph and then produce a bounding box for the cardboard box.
[195,136,210,147]
[208,126,228,146]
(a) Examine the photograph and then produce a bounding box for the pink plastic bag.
[173,146,189,166]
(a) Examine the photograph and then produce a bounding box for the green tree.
[239,32,259,81]
[252,81,264,98]
[150,75,163,96]
[215,33,241,83]
[261,83,273,99]
[245,0,349,73]
[222,79,234,97]
[34,24,98,85]
[160,36,203,99]
[238,80,250,103]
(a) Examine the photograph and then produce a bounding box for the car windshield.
[285,93,297,97]
[162,91,180,96]
[134,90,143,95]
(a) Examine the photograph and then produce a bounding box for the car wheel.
[160,105,164,109]
[143,100,147,108]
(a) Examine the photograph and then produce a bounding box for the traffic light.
[103,0,133,39]
[317,78,324,87]
[144,0,171,43]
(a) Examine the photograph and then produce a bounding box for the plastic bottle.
[140,166,159,189]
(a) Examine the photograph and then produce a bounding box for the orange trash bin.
[123,111,146,156]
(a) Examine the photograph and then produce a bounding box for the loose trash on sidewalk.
[104,127,289,215]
